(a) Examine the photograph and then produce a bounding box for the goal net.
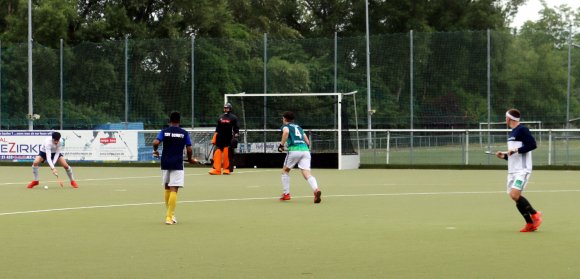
[224,91,360,169]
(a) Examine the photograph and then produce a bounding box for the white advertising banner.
[0,131,52,160]
[238,142,279,153]
[0,130,138,161]
[60,130,138,161]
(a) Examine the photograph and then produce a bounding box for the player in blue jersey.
[153,112,198,225]
[278,111,322,203]
[495,109,542,232]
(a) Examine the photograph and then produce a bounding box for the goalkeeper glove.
[277,144,285,152]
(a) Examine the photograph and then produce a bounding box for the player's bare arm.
[278,127,289,152]
[152,139,160,158]
[303,133,311,146]
[186,146,198,164]
[280,127,289,144]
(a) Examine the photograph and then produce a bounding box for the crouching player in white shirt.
[27,132,78,189]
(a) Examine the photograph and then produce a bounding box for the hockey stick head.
[54,174,64,187]
[197,159,213,166]
[484,150,507,156]
[183,158,212,165]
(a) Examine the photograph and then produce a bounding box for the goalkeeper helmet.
[224,103,232,110]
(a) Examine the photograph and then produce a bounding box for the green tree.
[494,2,580,126]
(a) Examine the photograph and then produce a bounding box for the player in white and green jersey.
[495,108,542,232]
[277,111,322,203]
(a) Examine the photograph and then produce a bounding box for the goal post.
[224,91,360,170]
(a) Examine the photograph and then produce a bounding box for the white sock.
[281,173,290,194]
[32,166,39,181]
[307,176,318,192]
[66,167,75,181]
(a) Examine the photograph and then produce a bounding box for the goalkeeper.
[209,103,239,175]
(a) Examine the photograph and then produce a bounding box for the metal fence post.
[386,130,390,164]
[465,131,469,165]
[191,35,195,129]
[28,0,33,130]
[263,33,267,153]
[0,40,2,130]
[548,130,552,165]
[487,29,491,165]
[124,35,129,129]
[410,30,414,164]
[60,39,64,130]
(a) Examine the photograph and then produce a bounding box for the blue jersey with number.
[156,126,192,170]
[281,123,309,151]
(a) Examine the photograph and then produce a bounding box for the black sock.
[516,197,534,223]
[518,196,537,215]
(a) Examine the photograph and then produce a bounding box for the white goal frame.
[224,91,360,170]
[478,121,543,147]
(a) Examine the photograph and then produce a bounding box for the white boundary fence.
[356,129,580,166]
[2,129,579,167]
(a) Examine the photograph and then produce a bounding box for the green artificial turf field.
[1,166,579,278]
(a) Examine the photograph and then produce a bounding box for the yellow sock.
[164,189,171,208]
[166,191,177,219]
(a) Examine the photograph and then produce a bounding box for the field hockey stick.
[189,144,216,166]
[189,145,214,165]
[154,149,205,165]
[484,150,507,154]
[206,144,215,163]
[54,173,64,188]
[484,150,508,158]
[183,157,212,165]
[116,132,134,158]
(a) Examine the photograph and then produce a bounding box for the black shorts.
[39,151,63,162]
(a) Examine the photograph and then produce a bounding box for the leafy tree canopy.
[0,0,531,46]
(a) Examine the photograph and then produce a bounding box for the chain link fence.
[0,30,579,131]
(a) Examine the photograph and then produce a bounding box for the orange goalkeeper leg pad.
[222,147,230,174]
[209,148,223,175]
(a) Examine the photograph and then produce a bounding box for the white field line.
[1,189,579,217]
[0,169,278,186]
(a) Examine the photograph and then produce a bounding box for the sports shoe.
[165,217,174,225]
[532,211,542,230]
[314,189,322,204]
[27,180,39,189]
[70,180,78,188]
[172,216,177,224]
[280,193,291,201]
[208,169,221,175]
[519,223,536,232]
[223,169,230,175]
